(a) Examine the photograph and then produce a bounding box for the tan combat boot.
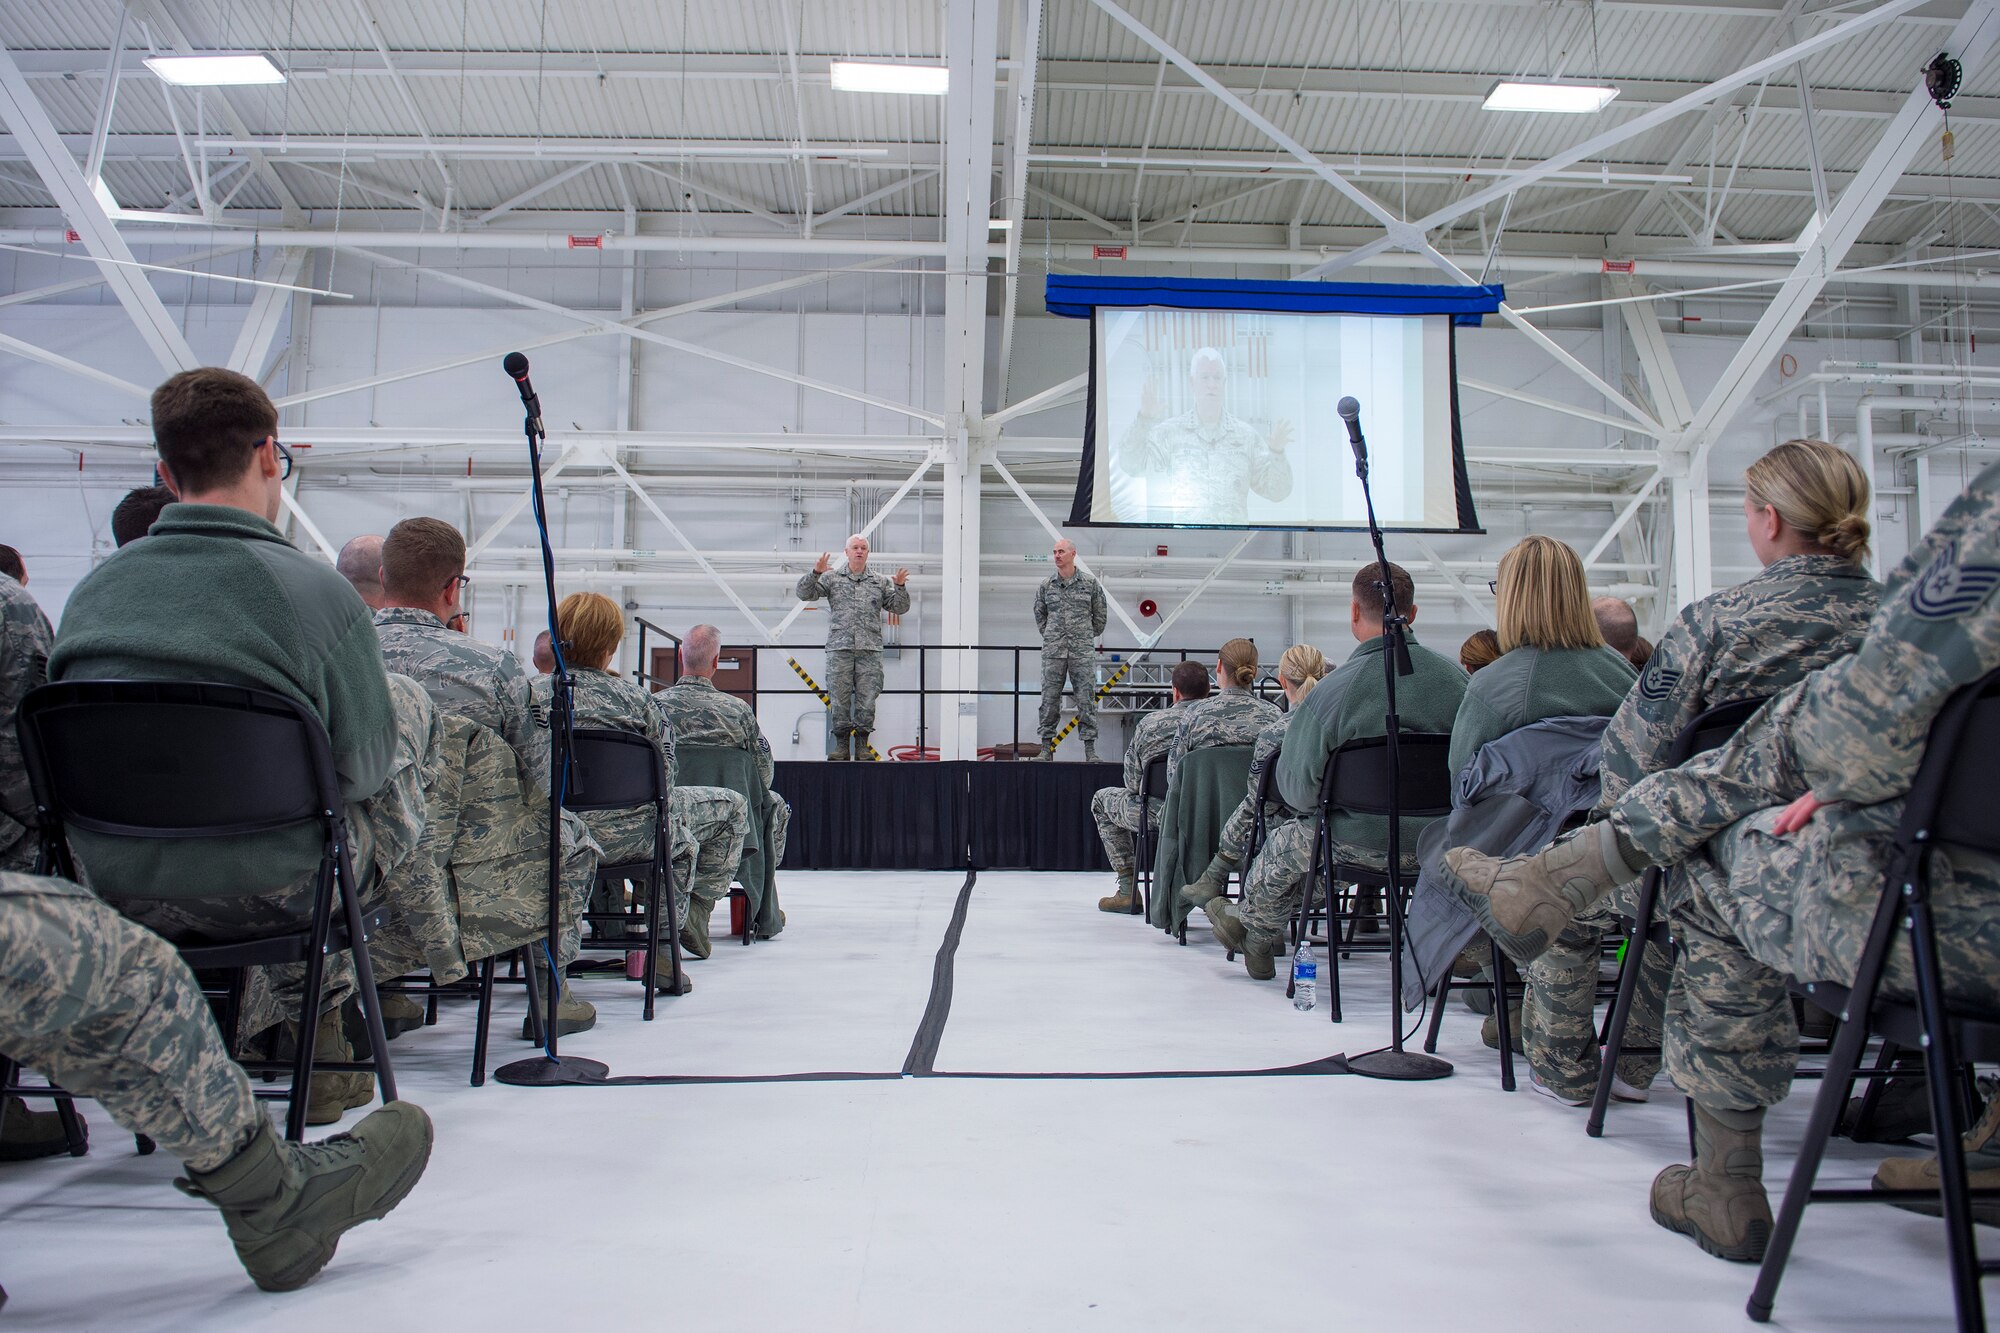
[1440,823,1641,965]
[1177,856,1234,914]
[178,1105,432,1292]
[1874,1085,2000,1225]
[1097,870,1137,913]
[1650,1103,1773,1263]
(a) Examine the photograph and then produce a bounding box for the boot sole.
[1649,1198,1770,1264]
[253,1111,436,1293]
[1434,862,1553,965]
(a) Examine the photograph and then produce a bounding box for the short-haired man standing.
[1089,660,1212,912]
[337,535,388,611]
[796,533,909,760]
[373,517,599,1037]
[1207,563,1468,974]
[1034,538,1108,761]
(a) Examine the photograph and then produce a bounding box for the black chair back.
[1246,741,1282,859]
[19,680,336,844]
[1670,695,1771,766]
[1318,731,1456,820]
[1139,752,1168,807]
[563,727,667,813]
[1908,668,2000,858]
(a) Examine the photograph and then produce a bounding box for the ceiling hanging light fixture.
[1481,81,1619,113]
[830,61,949,95]
[143,53,288,86]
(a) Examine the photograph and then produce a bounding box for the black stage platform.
[773,760,1122,871]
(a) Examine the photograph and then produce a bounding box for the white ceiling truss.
[5,0,2000,746]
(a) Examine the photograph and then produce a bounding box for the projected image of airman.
[1116,346,1293,524]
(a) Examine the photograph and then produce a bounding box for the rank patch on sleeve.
[1637,664,1682,702]
[1909,541,2000,620]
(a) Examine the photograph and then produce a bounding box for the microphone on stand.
[1337,395,1367,478]
[503,352,544,439]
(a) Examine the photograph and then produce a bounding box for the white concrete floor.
[0,870,1970,1330]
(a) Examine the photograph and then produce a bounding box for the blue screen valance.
[1044,274,1504,325]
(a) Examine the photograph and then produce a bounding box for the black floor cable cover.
[902,870,977,1076]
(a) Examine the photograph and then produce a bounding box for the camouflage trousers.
[1090,787,1160,875]
[1237,816,1414,944]
[1522,873,1672,1100]
[1662,803,2000,1111]
[825,649,884,751]
[766,793,791,869]
[583,785,748,922]
[0,871,259,1173]
[1038,650,1098,744]
[113,674,440,1042]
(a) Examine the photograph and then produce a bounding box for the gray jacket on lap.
[1399,715,1609,1011]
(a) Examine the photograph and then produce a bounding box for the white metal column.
[938,0,1001,760]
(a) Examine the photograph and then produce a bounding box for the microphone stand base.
[492,1055,611,1087]
[1345,1050,1454,1081]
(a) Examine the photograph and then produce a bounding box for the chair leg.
[1905,895,1986,1333]
[1747,988,1876,1323]
[52,1096,88,1158]
[520,947,547,1048]
[1325,882,1344,1024]
[659,871,688,998]
[285,971,319,1144]
[1843,1039,1901,1141]
[470,955,496,1087]
[1490,942,1515,1092]
[341,900,398,1108]
[1423,979,1450,1054]
[1590,869,1660,1137]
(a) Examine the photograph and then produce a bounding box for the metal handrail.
[624,636,1284,756]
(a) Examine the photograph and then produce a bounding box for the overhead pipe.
[3,224,2000,291]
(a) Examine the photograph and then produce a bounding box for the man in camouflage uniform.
[1441,458,2000,1262]
[0,567,51,873]
[1033,538,1109,761]
[374,517,599,1037]
[0,869,432,1292]
[1115,347,1293,525]
[1204,568,1467,977]
[795,533,910,760]
[661,622,791,879]
[1090,660,1211,912]
[1524,547,1877,1105]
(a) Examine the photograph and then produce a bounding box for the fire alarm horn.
[1138,599,1159,618]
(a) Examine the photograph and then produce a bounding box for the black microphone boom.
[1337,395,1368,475]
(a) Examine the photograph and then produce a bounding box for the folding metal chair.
[10,680,397,1143]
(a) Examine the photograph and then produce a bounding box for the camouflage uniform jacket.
[532,666,676,853]
[1220,707,1298,861]
[1120,699,1190,797]
[1116,410,1293,524]
[794,568,911,651]
[0,576,51,869]
[375,608,547,792]
[1034,571,1108,657]
[1167,686,1279,787]
[659,675,773,790]
[1598,553,1878,804]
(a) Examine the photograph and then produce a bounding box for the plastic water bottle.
[1292,942,1318,1011]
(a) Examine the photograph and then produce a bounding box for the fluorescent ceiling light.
[830,61,948,95]
[1482,81,1618,114]
[989,219,1012,230]
[144,53,287,87]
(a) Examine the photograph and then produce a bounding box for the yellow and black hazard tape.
[1047,659,1131,753]
[786,656,883,761]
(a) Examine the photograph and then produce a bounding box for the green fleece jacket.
[49,503,396,898]
[1276,633,1469,852]
[1447,643,1636,776]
